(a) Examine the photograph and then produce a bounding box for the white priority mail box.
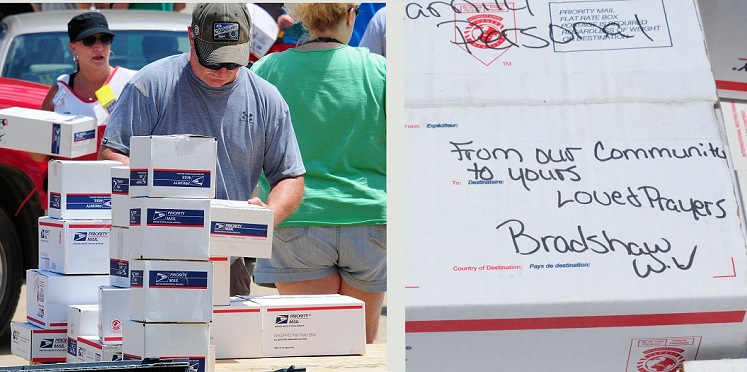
[403,0,747,371]
[0,106,97,158]
[77,335,122,362]
[111,165,130,227]
[129,259,213,323]
[209,199,274,258]
[211,298,262,359]
[10,321,67,363]
[26,269,109,330]
[66,303,99,363]
[109,226,130,288]
[67,304,99,341]
[122,321,209,372]
[128,197,211,260]
[47,159,123,219]
[248,295,366,357]
[246,3,280,59]
[38,217,111,275]
[211,256,230,306]
[129,135,217,199]
[696,0,747,101]
[98,285,130,345]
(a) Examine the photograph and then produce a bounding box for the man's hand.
[247,175,304,227]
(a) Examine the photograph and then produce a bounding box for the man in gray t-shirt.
[99,3,306,294]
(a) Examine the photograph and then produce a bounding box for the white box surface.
[122,321,209,372]
[0,106,97,157]
[249,295,366,357]
[211,299,262,359]
[11,321,67,363]
[403,1,747,371]
[26,269,109,330]
[129,260,212,323]
[210,199,274,258]
[696,0,747,100]
[67,304,99,340]
[47,159,123,219]
[129,197,211,260]
[129,135,217,198]
[111,165,130,228]
[405,0,717,107]
[38,217,111,274]
[211,256,230,306]
[98,285,129,345]
[77,335,122,362]
[108,226,130,288]
[247,3,280,59]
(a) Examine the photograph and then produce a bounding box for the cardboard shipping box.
[26,269,109,330]
[122,321,210,372]
[47,159,123,220]
[38,217,111,275]
[696,0,747,101]
[248,295,366,357]
[247,3,280,59]
[211,298,262,359]
[128,197,211,260]
[77,336,122,363]
[0,106,97,158]
[98,285,129,345]
[129,135,217,199]
[403,0,747,370]
[111,165,130,228]
[10,321,67,363]
[129,259,213,323]
[108,226,130,288]
[209,199,274,258]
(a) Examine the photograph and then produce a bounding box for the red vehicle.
[0,77,50,336]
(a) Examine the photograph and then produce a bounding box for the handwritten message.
[405,0,672,58]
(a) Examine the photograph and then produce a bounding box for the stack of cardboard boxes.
[12,160,121,363]
[9,132,368,367]
[121,135,216,372]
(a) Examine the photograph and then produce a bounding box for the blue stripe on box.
[130,270,144,288]
[66,194,111,210]
[146,208,204,227]
[49,192,61,210]
[210,221,268,238]
[112,177,129,194]
[130,169,147,186]
[153,169,211,189]
[110,259,128,278]
[148,270,208,289]
[73,129,95,142]
[51,123,60,154]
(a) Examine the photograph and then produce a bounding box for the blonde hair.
[284,3,359,40]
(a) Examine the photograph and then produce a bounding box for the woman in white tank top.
[37,11,136,161]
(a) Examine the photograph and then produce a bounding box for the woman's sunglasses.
[81,34,113,47]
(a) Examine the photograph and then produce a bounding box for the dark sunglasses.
[193,41,243,70]
[352,4,360,16]
[81,34,113,47]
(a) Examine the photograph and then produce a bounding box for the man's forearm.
[98,146,131,165]
[264,175,305,226]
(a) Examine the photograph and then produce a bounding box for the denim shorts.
[254,225,387,292]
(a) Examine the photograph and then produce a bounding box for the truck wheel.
[0,208,23,337]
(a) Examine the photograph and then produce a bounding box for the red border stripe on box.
[405,311,747,333]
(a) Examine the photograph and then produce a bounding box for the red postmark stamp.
[635,347,685,372]
[463,14,507,49]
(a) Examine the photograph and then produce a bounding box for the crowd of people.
[25,3,387,344]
